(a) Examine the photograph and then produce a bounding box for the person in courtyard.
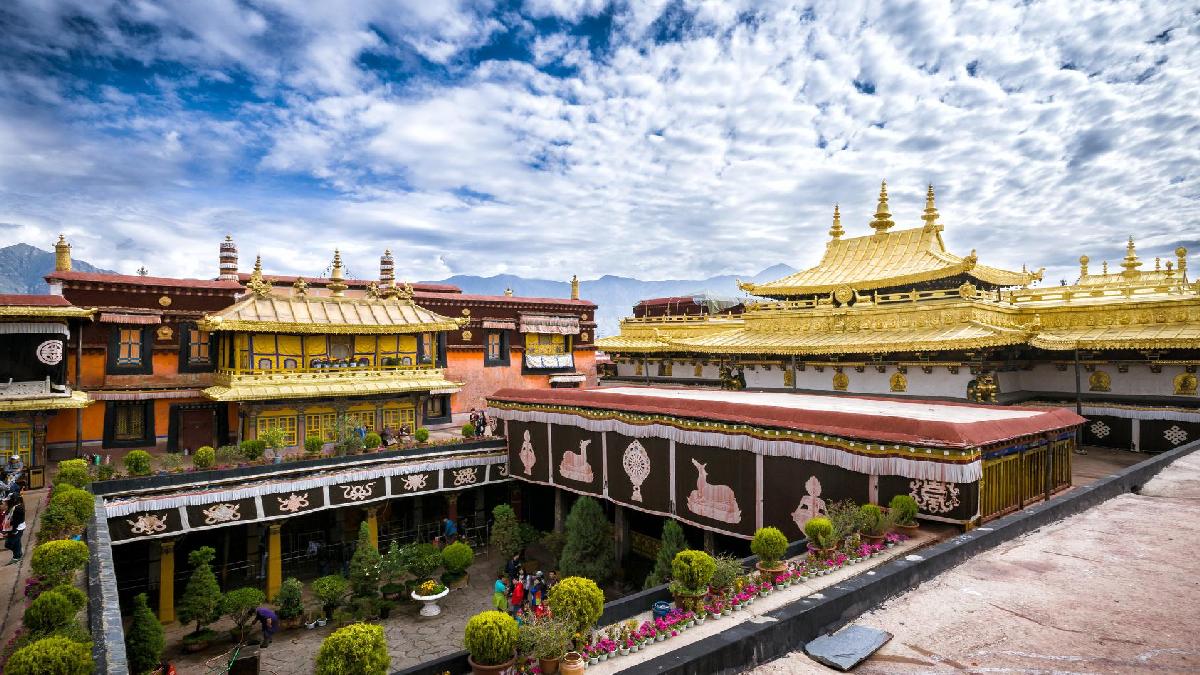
[3,495,25,564]
[468,408,479,431]
[478,410,489,436]
[255,606,280,647]
[509,574,525,613]
[547,570,559,588]
[505,553,520,580]
[443,515,457,543]
[492,574,508,611]
[530,571,546,607]
[3,454,22,482]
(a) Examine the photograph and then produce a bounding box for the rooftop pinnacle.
[922,183,941,231]
[869,180,894,234]
[829,204,844,239]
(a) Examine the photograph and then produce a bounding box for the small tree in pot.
[380,541,406,599]
[441,541,474,587]
[275,578,305,628]
[125,593,165,675]
[178,546,222,650]
[889,494,920,530]
[464,610,519,675]
[546,576,604,635]
[316,623,390,675]
[669,549,715,612]
[312,575,349,621]
[751,526,789,573]
[221,587,265,643]
[348,522,381,599]
[803,517,836,554]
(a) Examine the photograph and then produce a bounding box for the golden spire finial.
[1177,246,1188,281]
[828,204,844,239]
[292,276,308,297]
[54,234,72,272]
[1102,260,1108,275]
[868,180,894,234]
[1079,255,1089,278]
[504,287,514,297]
[1121,235,1142,278]
[245,255,271,297]
[328,249,348,297]
[570,274,580,300]
[921,184,941,231]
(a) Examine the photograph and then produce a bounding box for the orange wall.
[446,349,597,413]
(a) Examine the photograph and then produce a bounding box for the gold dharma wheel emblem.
[461,308,471,316]
[833,285,854,305]
[158,295,172,307]
[462,330,472,340]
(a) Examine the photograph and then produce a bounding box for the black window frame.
[106,326,154,375]
[178,322,216,373]
[423,394,452,425]
[484,330,510,367]
[416,332,434,365]
[102,400,155,449]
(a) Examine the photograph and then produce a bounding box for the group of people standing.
[467,409,491,437]
[493,553,557,624]
[0,456,26,564]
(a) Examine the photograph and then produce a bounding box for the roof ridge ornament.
[328,249,348,297]
[245,255,272,297]
[828,204,844,239]
[291,276,308,297]
[868,180,894,234]
[1121,235,1142,278]
[921,184,942,232]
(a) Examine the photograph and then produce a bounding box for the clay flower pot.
[468,656,515,675]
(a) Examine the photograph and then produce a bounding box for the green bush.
[461,423,476,437]
[889,494,919,526]
[709,554,744,596]
[363,432,382,450]
[53,459,91,488]
[518,615,573,661]
[464,610,518,667]
[670,550,716,594]
[31,539,89,587]
[540,531,567,568]
[489,504,521,560]
[39,490,86,541]
[441,541,474,574]
[400,543,442,580]
[123,450,152,476]
[24,589,76,634]
[179,546,222,634]
[125,593,164,675]
[825,499,863,542]
[644,519,688,589]
[305,436,325,454]
[95,464,116,481]
[215,445,240,466]
[517,522,541,551]
[61,487,95,524]
[380,541,405,585]
[413,427,430,442]
[276,577,305,621]
[48,584,87,611]
[239,439,266,461]
[558,496,616,584]
[157,453,183,472]
[192,446,215,470]
[316,623,390,675]
[803,517,836,550]
[312,575,349,616]
[6,636,92,675]
[348,522,381,598]
[751,527,788,567]
[860,504,890,536]
[546,576,604,634]
[221,587,266,641]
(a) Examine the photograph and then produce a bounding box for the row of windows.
[111,325,211,374]
[259,405,427,447]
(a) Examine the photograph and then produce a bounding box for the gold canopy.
[0,390,92,413]
[203,368,461,402]
[198,292,464,335]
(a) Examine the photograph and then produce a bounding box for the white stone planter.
[411,588,450,616]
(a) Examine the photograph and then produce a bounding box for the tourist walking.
[3,495,25,564]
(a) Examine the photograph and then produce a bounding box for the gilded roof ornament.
[245,255,272,297]
[868,180,894,234]
[365,281,380,299]
[291,277,308,297]
[921,184,942,232]
[828,204,844,239]
[328,249,348,297]
[1121,236,1142,278]
[1177,247,1188,281]
[396,281,414,301]
[1079,255,1089,279]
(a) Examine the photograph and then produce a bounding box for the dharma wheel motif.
[622,439,651,502]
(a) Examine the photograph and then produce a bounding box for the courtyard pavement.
[168,554,500,674]
[751,449,1200,674]
[0,488,45,650]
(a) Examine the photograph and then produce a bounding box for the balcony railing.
[219,363,438,378]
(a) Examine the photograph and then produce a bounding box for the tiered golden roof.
[203,367,461,402]
[0,390,92,412]
[740,183,1040,298]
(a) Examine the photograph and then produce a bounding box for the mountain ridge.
[0,243,112,294]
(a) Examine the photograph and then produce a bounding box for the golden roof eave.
[198,293,465,334]
[202,371,463,402]
[660,322,1027,356]
[0,306,96,320]
[0,390,92,412]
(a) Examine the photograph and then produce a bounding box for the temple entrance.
[178,408,217,453]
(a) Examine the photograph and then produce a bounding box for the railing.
[217,363,438,377]
[980,438,1073,521]
[1006,279,1195,305]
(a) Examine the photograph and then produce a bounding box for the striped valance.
[0,322,69,336]
[520,314,579,335]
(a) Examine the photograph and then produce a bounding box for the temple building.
[598,182,1200,453]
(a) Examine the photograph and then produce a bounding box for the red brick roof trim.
[46,271,243,290]
[0,294,73,307]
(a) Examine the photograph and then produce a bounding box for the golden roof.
[202,368,461,402]
[741,225,1037,297]
[0,390,92,412]
[666,321,1026,355]
[0,306,95,320]
[1030,323,1200,351]
[199,292,464,335]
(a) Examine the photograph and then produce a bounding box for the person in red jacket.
[509,576,525,613]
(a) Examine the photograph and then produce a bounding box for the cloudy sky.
[1,1,1197,285]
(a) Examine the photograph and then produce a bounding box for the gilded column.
[266,524,282,601]
[365,506,379,550]
[158,539,176,624]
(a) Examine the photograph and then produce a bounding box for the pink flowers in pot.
[774,573,789,585]
[886,532,908,544]
[595,638,617,653]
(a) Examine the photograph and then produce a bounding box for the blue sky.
[0,0,1197,285]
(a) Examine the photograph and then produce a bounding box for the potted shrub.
[123,449,152,476]
[709,554,743,600]
[414,427,430,443]
[364,432,382,451]
[348,522,381,599]
[441,541,474,588]
[752,526,788,573]
[462,422,476,438]
[304,436,325,457]
[380,541,406,600]
[316,623,390,675]
[192,446,215,470]
[400,542,442,583]
[312,575,349,621]
[221,587,265,643]
[125,593,165,675]
[275,577,305,629]
[859,504,892,543]
[179,547,222,652]
[668,549,715,612]
[889,495,920,532]
[6,636,93,675]
[803,517,837,555]
[547,576,605,635]
[464,610,519,675]
[520,616,572,674]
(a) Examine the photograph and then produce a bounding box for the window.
[179,323,216,373]
[305,413,337,442]
[417,333,434,364]
[484,331,509,367]
[0,426,32,468]
[425,395,448,420]
[525,333,567,356]
[188,328,211,364]
[256,414,298,447]
[104,401,153,448]
[345,410,377,432]
[118,328,142,365]
[382,407,416,432]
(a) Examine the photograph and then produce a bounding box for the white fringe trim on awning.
[0,322,69,335]
[488,407,981,483]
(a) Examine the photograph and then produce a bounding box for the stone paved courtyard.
[168,555,499,674]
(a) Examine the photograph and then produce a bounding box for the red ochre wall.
[446,349,597,413]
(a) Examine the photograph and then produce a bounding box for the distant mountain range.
[427,263,798,337]
[0,242,796,337]
[0,243,112,294]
